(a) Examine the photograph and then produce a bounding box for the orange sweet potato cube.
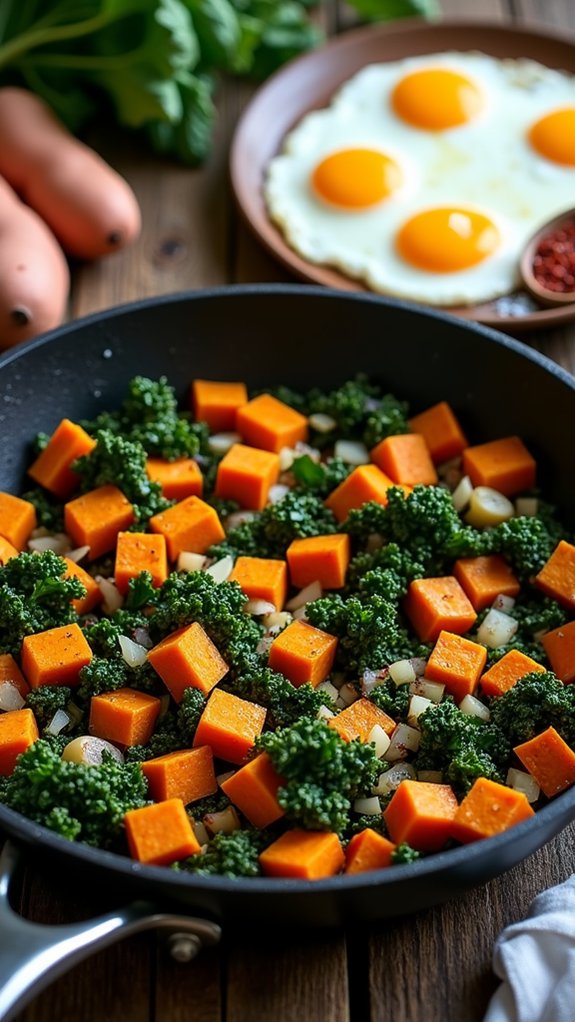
[0,536,19,565]
[147,621,229,702]
[268,619,338,688]
[535,540,575,611]
[403,576,477,643]
[236,393,308,453]
[370,433,438,486]
[191,379,248,432]
[345,828,396,874]
[63,557,102,616]
[454,554,520,612]
[193,688,267,765]
[124,798,201,865]
[21,622,92,689]
[328,697,396,743]
[228,555,288,611]
[0,653,29,697]
[514,727,575,798]
[0,708,39,775]
[114,531,169,595]
[141,746,217,805]
[542,620,575,684]
[0,491,37,550]
[221,752,286,828]
[146,457,203,501]
[407,401,468,465]
[149,495,225,561]
[286,533,351,590]
[325,464,407,523]
[215,443,280,511]
[27,418,96,499]
[462,436,536,497]
[425,630,487,703]
[64,485,134,560]
[383,780,458,852]
[480,648,546,698]
[259,829,344,879]
[450,776,534,844]
[89,687,161,747]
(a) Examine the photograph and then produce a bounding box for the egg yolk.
[528,108,575,166]
[396,208,500,273]
[391,68,484,130]
[311,149,402,208]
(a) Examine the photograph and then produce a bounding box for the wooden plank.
[154,944,222,1022]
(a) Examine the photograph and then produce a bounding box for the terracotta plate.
[230,18,575,333]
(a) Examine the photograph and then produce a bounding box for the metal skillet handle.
[0,842,221,1022]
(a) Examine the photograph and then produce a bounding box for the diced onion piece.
[177,551,208,573]
[133,627,153,650]
[62,735,124,765]
[451,474,473,512]
[207,431,241,456]
[373,762,416,795]
[309,412,336,433]
[515,497,538,517]
[96,576,124,615]
[334,439,370,466]
[388,659,417,687]
[66,544,91,563]
[216,770,235,786]
[317,705,335,721]
[506,767,541,803]
[409,678,445,703]
[337,683,360,708]
[294,442,321,461]
[353,795,381,816]
[286,580,322,611]
[245,598,276,617]
[407,694,433,729]
[118,634,148,668]
[417,770,443,784]
[45,708,71,736]
[367,724,391,759]
[384,722,420,762]
[477,607,518,649]
[203,806,241,835]
[205,555,234,584]
[256,636,274,656]
[268,484,291,504]
[192,820,210,846]
[316,680,339,702]
[279,447,296,472]
[492,593,516,613]
[459,694,491,720]
[438,456,462,479]
[410,657,428,678]
[0,681,25,711]
[263,611,292,635]
[465,486,515,528]
[292,606,309,622]
[361,667,388,696]
[226,510,258,531]
[28,533,70,554]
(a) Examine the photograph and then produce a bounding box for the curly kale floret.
[0,551,83,655]
[369,679,411,722]
[391,843,420,865]
[73,429,171,525]
[82,610,152,657]
[490,671,575,748]
[25,686,73,730]
[257,718,379,833]
[189,790,231,819]
[126,714,184,763]
[181,829,265,878]
[362,394,410,449]
[306,593,414,675]
[226,663,329,729]
[77,655,157,701]
[210,490,338,561]
[306,375,381,445]
[414,699,510,798]
[177,687,207,745]
[2,740,147,847]
[488,516,562,582]
[291,455,352,497]
[20,487,65,532]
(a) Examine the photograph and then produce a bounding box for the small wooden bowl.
[520,208,575,307]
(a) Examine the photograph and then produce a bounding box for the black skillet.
[1,284,575,1019]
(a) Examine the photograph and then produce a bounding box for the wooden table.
[7,1,575,1019]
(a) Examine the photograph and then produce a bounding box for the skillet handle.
[0,841,221,1022]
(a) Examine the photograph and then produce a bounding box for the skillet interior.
[1,283,575,927]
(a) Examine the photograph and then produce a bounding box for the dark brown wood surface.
[6,1,575,1019]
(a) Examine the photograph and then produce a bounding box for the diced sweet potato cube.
[325,464,407,523]
[370,433,438,486]
[0,536,19,565]
[0,491,37,550]
[147,621,228,702]
[114,531,169,595]
[191,379,248,432]
[124,798,201,865]
[89,687,161,747]
[141,746,217,805]
[462,436,536,497]
[407,401,468,465]
[480,648,546,698]
[229,556,288,611]
[535,540,575,611]
[0,653,29,697]
[450,776,534,844]
[259,829,344,879]
[383,780,458,852]
[403,576,477,643]
[215,443,280,511]
[64,485,134,561]
[0,708,39,775]
[454,554,520,612]
[63,557,102,616]
[221,752,286,828]
[21,622,92,689]
[236,393,308,453]
[542,620,575,684]
[27,418,96,498]
[268,619,337,688]
[514,726,575,798]
[328,697,396,743]
[146,458,203,501]
[425,630,487,703]
[345,828,396,874]
[286,533,350,591]
[193,688,267,765]
[149,495,225,561]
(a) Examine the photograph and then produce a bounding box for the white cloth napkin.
[484,875,575,1022]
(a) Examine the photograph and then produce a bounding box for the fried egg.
[264,52,575,306]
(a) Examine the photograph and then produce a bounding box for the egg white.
[264,52,575,306]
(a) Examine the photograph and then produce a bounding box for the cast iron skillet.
[1,284,575,1019]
